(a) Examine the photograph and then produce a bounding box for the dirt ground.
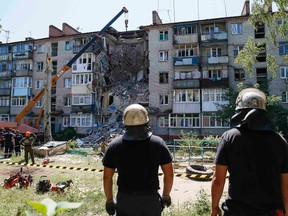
[0,152,229,206]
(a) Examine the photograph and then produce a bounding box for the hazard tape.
[0,160,213,180]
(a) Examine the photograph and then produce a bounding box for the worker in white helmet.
[103,104,174,215]
[211,88,288,216]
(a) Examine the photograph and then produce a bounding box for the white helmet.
[235,88,267,111]
[123,104,149,126]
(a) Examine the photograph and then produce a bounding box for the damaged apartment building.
[1,0,288,143]
[0,22,150,135]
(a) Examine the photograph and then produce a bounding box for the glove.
[105,199,116,215]
[162,195,171,207]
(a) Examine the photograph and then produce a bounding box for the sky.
[0,0,247,43]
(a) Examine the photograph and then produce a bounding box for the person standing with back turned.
[211,88,288,216]
[103,104,174,216]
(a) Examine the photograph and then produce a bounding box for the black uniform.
[103,135,173,216]
[14,133,23,156]
[4,131,14,158]
[216,126,288,215]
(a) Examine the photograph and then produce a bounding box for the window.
[52,61,57,75]
[37,44,44,53]
[160,94,169,105]
[279,42,288,55]
[174,89,200,102]
[174,25,197,35]
[210,47,222,57]
[63,116,70,127]
[64,78,72,88]
[231,23,243,34]
[280,67,288,78]
[36,98,43,108]
[70,114,92,127]
[0,114,9,122]
[0,62,7,72]
[72,73,92,85]
[169,113,200,128]
[159,116,169,127]
[64,97,71,106]
[0,97,9,106]
[0,46,8,54]
[159,72,168,83]
[65,41,72,50]
[255,22,265,38]
[35,80,43,89]
[202,113,229,128]
[51,42,58,56]
[159,51,168,61]
[176,47,196,57]
[72,94,92,105]
[159,31,168,40]
[36,62,44,72]
[233,46,243,57]
[12,77,32,88]
[203,89,226,102]
[209,70,221,79]
[11,96,27,106]
[282,91,288,103]
[234,69,245,81]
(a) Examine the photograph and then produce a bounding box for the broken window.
[51,42,58,56]
[234,69,245,81]
[254,22,265,39]
[159,72,168,83]
[159,116,169,127]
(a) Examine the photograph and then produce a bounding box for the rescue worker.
[4,128,14,158]
[0,127,5,151]
[20,131,37,164]
[103,104,174,216]
[14,130,23,156]
[211,88,288,216]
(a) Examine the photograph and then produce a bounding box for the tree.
[236,0,288,75]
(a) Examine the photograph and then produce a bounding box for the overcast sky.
[0,0,248,43]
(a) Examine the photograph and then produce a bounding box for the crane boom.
[15,7,128,123]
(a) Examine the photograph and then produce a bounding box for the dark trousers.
[116,191,162,216]
[24,146,35,164]
[4,143,13,158]
[15,145,21,156]
[223,211,279,216]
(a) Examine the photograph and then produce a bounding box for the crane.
[15,7,129,125]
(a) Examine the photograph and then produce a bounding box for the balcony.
[0,54,10,61]
[173,79,200,89]
[71,105,94,113]
[173,56,199,66]
[201,32,227,42]
[0,106,10,114]
[173,102,200,113]
[0,71,16,79]
[208,56,229,64]
[173,34,198,44]
[14,69,33,77]
[201,78,229,88]
[13,51,33,60]
[0,88,11,95]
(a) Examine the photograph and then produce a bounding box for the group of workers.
[0,128,37,164]
[102,88,288,216]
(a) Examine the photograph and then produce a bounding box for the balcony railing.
[0,88,11,95]
[71,105,94,113]
[173,34,198,44]
[201,77,229,88]
[173,79,200,89]
[208,56,229,64]
[0,106,10,114]
[14,69,33,77]
[173,56,199,66]
[12,51,33,60]
[0,71,16,78]
[201,32,227,42]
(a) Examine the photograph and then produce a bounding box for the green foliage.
[190,188,211,216]
[25,198,83,216]
[53,127,78,141]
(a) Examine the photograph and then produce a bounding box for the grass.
[0,148,212,216]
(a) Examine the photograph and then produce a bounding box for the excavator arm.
[15,7,128,124]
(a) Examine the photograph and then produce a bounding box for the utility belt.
[118,190,159,196]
